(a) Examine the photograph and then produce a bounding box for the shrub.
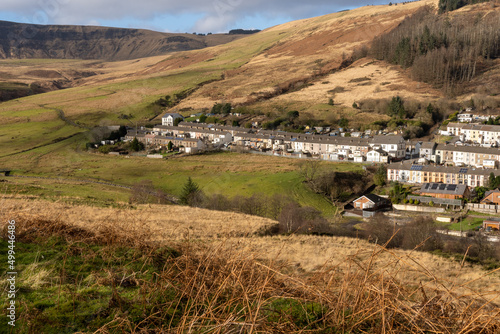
[98,145,111,154]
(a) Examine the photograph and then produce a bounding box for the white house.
[369,136,405,160]
[213,132,233,145]
[366,149,389,163]
[162,113,184,126]
[457,113,473,123]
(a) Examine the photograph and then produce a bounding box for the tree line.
[370,6,500,93]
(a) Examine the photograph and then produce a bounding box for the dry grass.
[0,197,276,240]
[2,196,500,304]
[271,58,443,108]
[1,197,500,332]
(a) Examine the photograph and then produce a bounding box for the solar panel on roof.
[448,185,457,191]
[439,184,446,190]
[411,165,423,171]
[431,184,439,190]
[459,168,468,174]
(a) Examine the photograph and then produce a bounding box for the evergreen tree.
[222,103,232,114]
[373,164,387,186]
[388,96,406,118]
[130,137,144,152]
[180,177,203,206]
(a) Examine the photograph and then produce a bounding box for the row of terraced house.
[416,142,500,169]
[444,122,500,146]
[386,161,500,187]
[125,122,406,162]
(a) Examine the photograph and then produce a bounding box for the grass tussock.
[1,213,500,333]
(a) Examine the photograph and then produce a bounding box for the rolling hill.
[0,0,498,206]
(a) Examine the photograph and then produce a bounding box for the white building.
[366,149,389,163]
[161,113,184,126]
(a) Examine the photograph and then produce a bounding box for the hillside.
[0,0,499,209]
[1,197,499,332]
[0,20,245,61]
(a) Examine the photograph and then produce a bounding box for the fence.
[466,203,498,214]
[393,204,445,213]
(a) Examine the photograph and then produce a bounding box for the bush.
[98,145,111,154]
[429,201,434,207]
[363,214,404,248]
[401,217,442,251]
[278,203,331,235]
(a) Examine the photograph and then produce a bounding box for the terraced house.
[446,123,500,145]
[387,161,500,187]
[131,122,405,162]
[435,144,500,168]
[419,143,500,168]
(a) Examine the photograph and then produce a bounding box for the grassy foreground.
[1,201,500,333]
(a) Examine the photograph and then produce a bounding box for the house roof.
[387,161,500,177]
[354,194,390,205]
[449,123,500,133]
[162,113,183,119]
[483,188,500,198]
[368,148,388,155]
[435,143,500,155]
[370,135,404,145]
[420,183,468,195]
[420,141,436,149]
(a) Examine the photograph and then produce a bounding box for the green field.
[0,130,366,217]
[448,217,484,231]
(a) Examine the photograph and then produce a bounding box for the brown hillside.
[163,0,442,110]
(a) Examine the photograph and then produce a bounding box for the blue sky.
[0,0,387,33]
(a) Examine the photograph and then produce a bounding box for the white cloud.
[0,0,386,31]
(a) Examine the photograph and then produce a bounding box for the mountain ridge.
[0,20,246,61]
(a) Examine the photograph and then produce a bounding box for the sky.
[0,0,387,33]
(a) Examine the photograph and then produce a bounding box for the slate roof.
[387,161,500,177]
[435,143,500,155]
[420,141,436,149]
[162,113,183,118]
[355,194,390,205]
[420,183,468,195]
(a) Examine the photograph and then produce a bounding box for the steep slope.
[0,20,245,61]
[162,0,441,110]
[2,0,499,160]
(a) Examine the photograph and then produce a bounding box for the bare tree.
[299,160,321,183]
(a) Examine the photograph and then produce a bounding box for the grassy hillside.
[1,198,499,333]
[0,0,498,215]
[0,142,352,216]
